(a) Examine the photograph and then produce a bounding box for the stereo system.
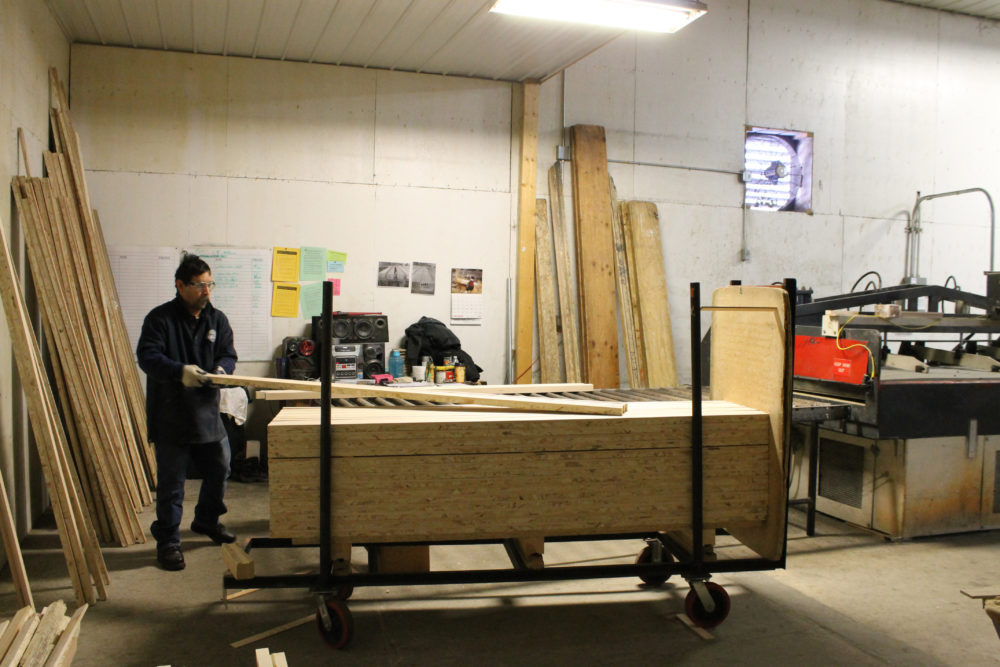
[282,336,318,381]
[312,313,389,378]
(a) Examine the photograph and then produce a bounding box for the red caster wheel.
[684,581,731,629]
[635,544,674,586]
[316,598,354,649]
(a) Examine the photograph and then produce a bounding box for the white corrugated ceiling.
[42,1,1000,84]
[42,0,627,83]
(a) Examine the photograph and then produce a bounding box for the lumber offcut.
[547,163,582,382]
[534,198,561,382]
[570,125,619,388]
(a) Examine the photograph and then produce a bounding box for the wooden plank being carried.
[547,164,582,383]
[255,382,596,401]
[622,201,676,387]
[210,374,626,416]
[514,81,540,383]
[534,198,561,383]
[570,125,619,388]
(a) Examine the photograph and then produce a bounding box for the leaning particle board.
[622,201,676,387]
[570,125,619,388]
[208,374,625,416]
[267,401,771,544]
[534,198,561,383]
[709,285,792,560]
[547,163,582,383]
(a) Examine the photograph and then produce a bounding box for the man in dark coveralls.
[137,253,238,571]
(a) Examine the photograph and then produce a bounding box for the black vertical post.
[690,282,704,566]
[780,278,797,562]
[319,280,333,589]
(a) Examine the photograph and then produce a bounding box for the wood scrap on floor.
[0,602,87,667]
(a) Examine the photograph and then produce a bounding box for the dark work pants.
[151,435,231,550]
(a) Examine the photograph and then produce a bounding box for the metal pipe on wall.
[906,187,996,284]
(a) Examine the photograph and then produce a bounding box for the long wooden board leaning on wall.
[570,125,619,388]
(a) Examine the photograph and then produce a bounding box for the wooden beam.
[534,199,561,382]
[208,374,627,416]
[515,81,540,383]
[547,163,582,383]
[570,125,619,388]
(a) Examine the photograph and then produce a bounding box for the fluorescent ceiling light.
[490,0,707,34]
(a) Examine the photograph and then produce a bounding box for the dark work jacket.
[136,296,237,444]
[403,316,482,382]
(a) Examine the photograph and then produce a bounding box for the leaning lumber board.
[209,374,626,416]
[547,163,582,383]
[0,206,98,604]
[570,125,619,388]
[710,285,792,561]
[0,443,32,608]
[515,81,540,383]
[534,198,561,383]
[622,201,676,387]
[610,180,642,388]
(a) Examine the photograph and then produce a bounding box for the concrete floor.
[3,479,999,666]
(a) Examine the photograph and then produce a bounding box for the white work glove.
[181,365,210,388]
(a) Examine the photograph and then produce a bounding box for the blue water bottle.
[389,349,402,378]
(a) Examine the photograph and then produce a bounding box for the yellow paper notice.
[271,247,300,282]
[271,282,300,317]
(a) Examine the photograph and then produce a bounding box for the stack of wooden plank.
[0,602,87,667]
[0,216,108,605]
[530,125,676,389]
[267,401,771,545]
[5,69,153,549]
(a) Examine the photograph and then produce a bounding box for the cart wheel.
[684,582,731,629]
[635,545,674,586]
[336,584,354,600]
[316,598,354,649]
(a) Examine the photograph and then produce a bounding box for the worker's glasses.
[187,281,216,291]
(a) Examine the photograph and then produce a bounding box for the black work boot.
[190,521,236,544]
[157,545,185,571]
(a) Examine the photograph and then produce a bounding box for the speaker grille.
[818,438,865,509]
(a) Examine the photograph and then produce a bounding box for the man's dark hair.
[175,252,212,284]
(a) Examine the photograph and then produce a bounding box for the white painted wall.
[71,46,514,389]
[540,0,1000,383]
[67,0,1000,400]
[0,0,69,541]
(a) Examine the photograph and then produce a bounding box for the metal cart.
[223,280,796,648]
